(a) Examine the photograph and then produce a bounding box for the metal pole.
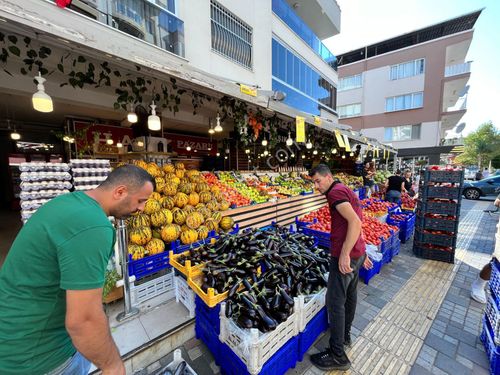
[116,219,139,321]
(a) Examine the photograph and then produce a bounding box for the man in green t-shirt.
[0,165,155,375]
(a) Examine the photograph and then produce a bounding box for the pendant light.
[263,149,269,156]
[349,152,354,157]
[331,148,337,154]
[306,139,313,149]
[261,135,268,147]
[214,113,223,132]
[10,131,21,140]
[186,145,192,151]
[286,132,293,146]
[216,152,220,157]
[32,72,53,113]
[137,140,144,148]
[313,150,318,155]
[106,138,114,145]
[342,154,346,159]
[245,149,250,154]
[117,142,123,148]
[208,119,215,135]
[148,101,161,131]
[127,104,138,123]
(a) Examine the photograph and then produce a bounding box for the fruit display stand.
[413,166,464,263]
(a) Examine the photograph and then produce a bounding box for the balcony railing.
[444,61,471,77]
[272,0,337,70]
[54,0,184,58]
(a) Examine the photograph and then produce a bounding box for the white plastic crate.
[157,348,198,375]
[296,288,327,332]
[131,271,174,306]
[174,275,195,318]
[486,295,500,346]
[218,298,299,375]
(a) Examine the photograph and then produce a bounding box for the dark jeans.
[326,255,365,356]
[386,190,401,203]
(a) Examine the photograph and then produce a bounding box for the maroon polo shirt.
[325,181,366,259]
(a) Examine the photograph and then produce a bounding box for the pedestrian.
[385,169,405,203]
[0,165,155,375]
[308,164,372,371]
[403,169,415,197]
[475,169,483,181]
[470,193,500,303]
[362,161,376,198]
[483,168,490,179]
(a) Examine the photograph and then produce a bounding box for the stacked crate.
[413,168,464,263]
[481,259,500,374]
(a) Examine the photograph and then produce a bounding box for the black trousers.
[326,255,365,356]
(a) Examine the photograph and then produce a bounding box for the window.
[339,74,362,91]
[384,124,421,141]
[272,38,337,115]
[338,103,361,118]
[390,58,425,80]
[211,0,253,69]
[385,92,424,112]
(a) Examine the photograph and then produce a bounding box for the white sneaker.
[471,279,487,304]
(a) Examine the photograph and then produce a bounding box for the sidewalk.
[137,199,498,375]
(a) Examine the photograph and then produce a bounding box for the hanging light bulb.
[245,149,250,154]
[301,155,306,159]
[263,150,269,156]
[10,131,21,140]
[342,154,346,159]
[127,104,138,123]
[208,146,212,151]
[313,150,318,155]
[349,152,354,157]
[286,132,293,146]
[306,139,313,149]
[261,135,268,147]
[186,145,192,151]
[208,119,215,135]
[214,113,223,132]
[106,138,114,145]
[290,153,295,158]
[216,152,220,157]
[224,156,228,160]
[137,140,144,148]
[331,148,337,154]
[117,142,123,148]
[148,101,161,131]
[32,72,53,113]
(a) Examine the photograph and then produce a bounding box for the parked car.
[464,167,479,180]
[462,175,500,200]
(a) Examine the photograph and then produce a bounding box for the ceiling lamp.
[186,145,192,151]
[214,113,223,132]
[342,154,346,159]
[245,149,250,154]
[306,139,313,149]
[148,101,161,131]
[290,153,295,158]
[301,154,306,159]
[331,148,337,154]
[106,138,114,145]
[63,135,75,143]
[117,142,123,148]
[137,140,144,147]
[127,104,138,123]
[216,152,220,157]
[10,131,21,140]
[349,152,354,157]
[32,72,53,113]
[261,135,268,147]
[286,132,293,146]
[263,149,269,156]
[224,156,228,160]
[313,150,318,155]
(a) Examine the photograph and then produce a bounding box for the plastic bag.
[366,244,382,262]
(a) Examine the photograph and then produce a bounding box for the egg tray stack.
[19,162,72,224]
[70,159,111,191]
[413,168,464,263]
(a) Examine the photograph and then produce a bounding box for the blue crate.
[195,314,221,363]
[481,317,500,375]
[491,260,500,307]
[195,295,221,334]
[359,257,382,285]
[380,236,392,264]
[128,251,171,279]
[392,238,401,257]
[298,307,329,361]
[217,335,299,375]
[300,190,314,195]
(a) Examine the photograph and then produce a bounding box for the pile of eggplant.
[181,224,329,333]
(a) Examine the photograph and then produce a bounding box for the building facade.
[336,10,481,165]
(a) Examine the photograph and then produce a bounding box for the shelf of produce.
[221,201,277,230]
[276,193,327,226]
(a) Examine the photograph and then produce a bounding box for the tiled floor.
[137,198,499,375]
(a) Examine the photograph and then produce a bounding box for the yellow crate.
[169,250,206,279]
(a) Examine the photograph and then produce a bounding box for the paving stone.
[445,324,478,346]
[472,363,491,375]
[435,352,471,374]
[455,354,474,370]
[425,333,457,358]
[457,341,490,368]
[409,363,435,375]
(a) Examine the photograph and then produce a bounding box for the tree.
[456,122,500,168]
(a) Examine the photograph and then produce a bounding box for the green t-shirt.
[0,191,115,375]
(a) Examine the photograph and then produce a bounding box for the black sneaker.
[344,334,352,348]
[310,349,351,371]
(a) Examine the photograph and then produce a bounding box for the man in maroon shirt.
[309,164,371,371]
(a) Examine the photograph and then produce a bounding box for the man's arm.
[336,202,362,274]
[66,289,125,375]
[495,193,500,207]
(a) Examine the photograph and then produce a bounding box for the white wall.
[360,121,440,149]
[362,66,425,116]
[337,87,362,107]
[180,0,273,90]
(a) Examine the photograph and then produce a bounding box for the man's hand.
[339,253,353,274]
[495,198,500,208]
[363,256,373,270]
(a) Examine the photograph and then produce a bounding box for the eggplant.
[173,361,186,375]
[225,301,234,317]
[237,315,254,329]
[278,287,294,306]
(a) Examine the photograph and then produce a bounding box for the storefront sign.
[342,134,351,152]
[334,130,345,148]
[240,84,257,97]
[295,116,305,143]
[74,121,134,153]
[166,133,217,156]
[313,116,322,126]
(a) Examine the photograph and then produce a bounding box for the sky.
[323,0,500,136]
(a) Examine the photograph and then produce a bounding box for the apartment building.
[336,10,481,165]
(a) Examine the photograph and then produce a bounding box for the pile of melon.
[127,161,235,260]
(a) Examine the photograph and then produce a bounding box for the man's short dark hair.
[395,169,402,175]
[309,164,332,177]
[99,164,156,192]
